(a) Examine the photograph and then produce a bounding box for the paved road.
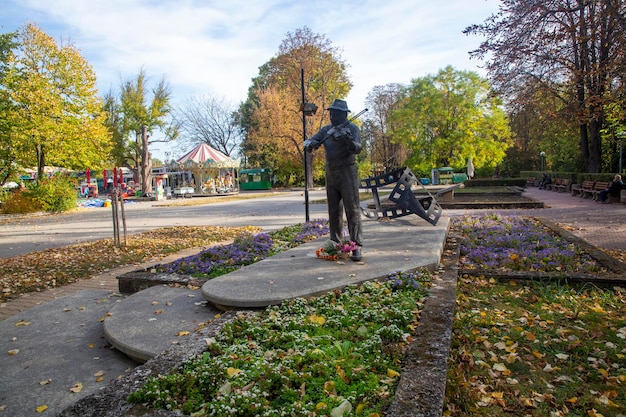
[2,186,624,259]
[0,190,329,258]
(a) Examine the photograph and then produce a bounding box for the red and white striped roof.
[177,143,232,164]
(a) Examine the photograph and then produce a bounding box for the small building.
[431,167,468,185]
[240,168,272,190]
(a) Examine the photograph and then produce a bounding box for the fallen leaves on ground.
[0,225,260,303]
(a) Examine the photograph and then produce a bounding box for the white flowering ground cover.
[128,273,431,416]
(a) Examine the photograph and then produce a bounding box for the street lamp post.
[539,151,546,172]
[617,132,624,174]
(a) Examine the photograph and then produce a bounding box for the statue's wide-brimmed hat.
[326,99,350,112]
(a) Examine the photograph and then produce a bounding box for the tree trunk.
[140,126,152,194]
[36,142,45,182]
[587,119,603,173]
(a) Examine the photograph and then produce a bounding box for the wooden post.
[119,191,128,246]
[111,191,119,247]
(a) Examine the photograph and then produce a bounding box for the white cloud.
[2,0,500,157]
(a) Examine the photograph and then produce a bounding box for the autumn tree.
[502,82,582,176]
[363,83,409,173]
[104,67,177,193]
[240,26,352,187]
[390,66,511,176]
[465,0,626,173]
[1,23,110,181]
[0,30,19,186]
[174,94,242,157]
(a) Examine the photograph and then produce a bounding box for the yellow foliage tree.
[241,27,352,187]
[2,23,111,180]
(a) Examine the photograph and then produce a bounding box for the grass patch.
[445,276,626,416]
[0,225,261,302]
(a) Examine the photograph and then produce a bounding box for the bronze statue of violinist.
[304,99,364,261]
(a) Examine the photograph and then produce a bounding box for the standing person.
[599,174,623,203]
[304,99,363,261]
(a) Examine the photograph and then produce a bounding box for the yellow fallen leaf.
[336,366,349,382]
[316,402,327,410]
[70,382,83,393]
[177,331,190,337]
[36,405,48,413]
[493,363,508,372]
[323,380,336,394]
[94,370,104,377]
[308,314,326,325]
[15,320,31,327]
[566,397,578,403]
[226,367,241,377]
[387,368,400,378]
[7,349,19,356]
[88,343,94,348]
[477,396,493,407]
[588,304,606,314]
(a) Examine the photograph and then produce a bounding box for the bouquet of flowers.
[316,239,358,260]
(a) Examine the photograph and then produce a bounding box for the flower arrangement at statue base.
[315,239,358,261]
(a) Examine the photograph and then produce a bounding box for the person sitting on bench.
[538,173,551,190]
[599,174,623,203]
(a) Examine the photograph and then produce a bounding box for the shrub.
[0,189,40,214]
[23,176,77,212]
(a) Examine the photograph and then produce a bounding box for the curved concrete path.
[202,215,450,308]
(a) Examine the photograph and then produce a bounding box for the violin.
[326,125,352,140]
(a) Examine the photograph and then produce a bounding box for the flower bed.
[128,272,432,416]
[453,213,606,275]
[157,219,330,278]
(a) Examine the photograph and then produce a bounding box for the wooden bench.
[525,177,538,187]
[580,180,596,198]
[591,181,610,201]
[573,180,593,197]
[555,178,570,193]
[545,178,563,191]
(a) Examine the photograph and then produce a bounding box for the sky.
[1,0,501,161]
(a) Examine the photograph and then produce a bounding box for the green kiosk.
[239,168,272,190]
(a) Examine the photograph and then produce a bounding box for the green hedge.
[520,171,620,185]
[464,178,527,187]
